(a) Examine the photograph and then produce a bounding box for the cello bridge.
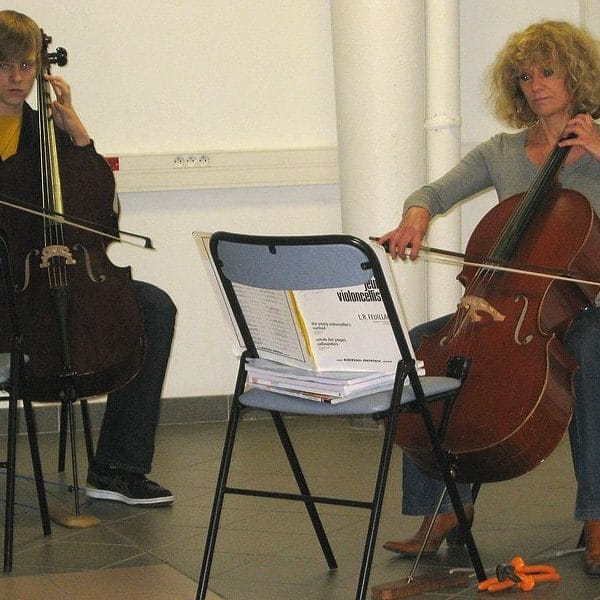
[40,245,76,268]
[440,295,505,345]
[459,295,506,323]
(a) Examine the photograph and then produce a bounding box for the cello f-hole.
[513,294,534,345]
[16,249,39,292]
[73,243,106,283]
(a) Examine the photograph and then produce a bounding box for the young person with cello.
[379,19,600,577]
[0,10,176,507]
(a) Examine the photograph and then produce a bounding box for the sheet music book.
[245,356,423,403]
[194,231,420,401]
[195,232,307,363]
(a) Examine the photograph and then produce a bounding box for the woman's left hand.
[559,113,600,161]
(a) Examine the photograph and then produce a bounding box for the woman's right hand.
[377,206,432,260]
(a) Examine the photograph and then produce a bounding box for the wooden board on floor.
[371,572,470,599]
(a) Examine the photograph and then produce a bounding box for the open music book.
[194,232,422,402]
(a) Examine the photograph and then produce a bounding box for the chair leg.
[196,398,243,600]
[270,411,337,570]
[444,481,480,545]
[22,399,51,538]
[3,395,18,573]
[354,409,400,600]
[412,387,486,582]
[445,478,485,580]
[424,460,484,581]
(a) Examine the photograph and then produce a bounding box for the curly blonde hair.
[0,10,41,67]
[489,20,600,128]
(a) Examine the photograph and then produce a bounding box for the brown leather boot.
[383,505,474,556]
[584,520,600,577]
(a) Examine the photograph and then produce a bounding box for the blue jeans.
[402,316,473,515]
[403,308,600,521]
[93,280,177,474]
[564,305,600,520]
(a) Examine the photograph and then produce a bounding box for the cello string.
[37,65,53,288]
[485,143,569,261]
[466,137,569,269]
[446,266,497,359]
[38,54,68,291]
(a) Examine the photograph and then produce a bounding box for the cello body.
[0,38,145,402]
[397,183,600,483]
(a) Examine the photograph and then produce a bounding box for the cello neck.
[491,139,571,262]
[36,32,67,219]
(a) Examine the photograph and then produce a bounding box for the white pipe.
[330,0,427,328]
[424,0,463,319]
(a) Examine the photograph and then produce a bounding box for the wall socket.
[173,154,210,168]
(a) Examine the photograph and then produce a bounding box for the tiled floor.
[1,413,599,599]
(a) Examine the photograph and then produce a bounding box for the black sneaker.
[86,467,174,507]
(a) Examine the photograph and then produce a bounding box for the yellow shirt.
[0,114,22,160]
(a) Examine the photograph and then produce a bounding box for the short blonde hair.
[489,20,600,128]
[0,10,41,66]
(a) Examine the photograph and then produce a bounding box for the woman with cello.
[0,10,176,507]
[379,19,600,576]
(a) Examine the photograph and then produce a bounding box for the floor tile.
[0,417,598,599]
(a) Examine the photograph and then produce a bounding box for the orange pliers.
[478,556,560,592]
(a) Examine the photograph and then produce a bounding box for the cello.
[395,137,600,483]
[0,32,146,403]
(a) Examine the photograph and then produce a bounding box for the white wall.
[20,1,337,153]
[14,0,598,398]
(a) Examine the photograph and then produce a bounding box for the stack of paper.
[246,357,425,404]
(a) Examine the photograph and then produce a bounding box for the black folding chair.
[0,233,51,572]
[196,232,483,600]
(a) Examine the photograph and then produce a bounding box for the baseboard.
[0,395,233,436]
[0,395,379,437]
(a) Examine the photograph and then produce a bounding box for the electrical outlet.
[173,154,210,168]
[187,154,210,168]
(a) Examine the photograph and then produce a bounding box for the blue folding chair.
[196,232,480,600]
